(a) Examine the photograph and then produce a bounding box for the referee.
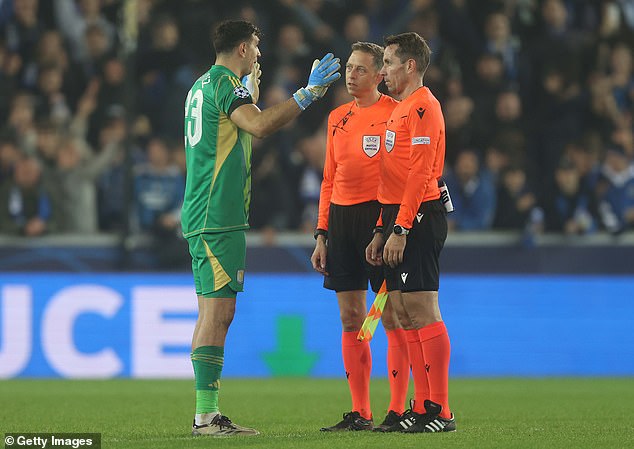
[366,32,456,433]
[311,42,408,432]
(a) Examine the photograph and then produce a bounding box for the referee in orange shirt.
[366,32,456,433]
[310,42,409,431]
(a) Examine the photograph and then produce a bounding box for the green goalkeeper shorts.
[187,231,246,298]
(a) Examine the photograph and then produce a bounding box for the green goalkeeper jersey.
[181,65,254,237]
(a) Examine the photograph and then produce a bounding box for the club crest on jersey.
[233,86,250,99]
[385,130,395,152]
[362,135,380,157]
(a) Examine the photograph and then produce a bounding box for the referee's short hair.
[351,42,384,72]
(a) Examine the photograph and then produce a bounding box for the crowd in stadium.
[0,0,633,238]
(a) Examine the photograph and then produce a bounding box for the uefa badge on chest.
[385,130,395,152]
[362,135,380,157]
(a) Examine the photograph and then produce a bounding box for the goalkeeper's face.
[345,50,382,98]
[242,34,261,77]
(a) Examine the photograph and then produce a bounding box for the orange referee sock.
[405,328,430,414]
[342,331,372,419]
[418,321,451,418]
[385,328,409,414]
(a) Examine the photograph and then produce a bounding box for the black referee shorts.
[324,200,383,293]
[381,200,447,292]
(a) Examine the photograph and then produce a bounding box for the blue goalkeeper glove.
[293,53,341,110]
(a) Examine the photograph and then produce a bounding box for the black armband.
[313,229,328,240]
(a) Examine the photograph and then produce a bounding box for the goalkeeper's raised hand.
[242,61,262,103]
[293,53,341,110]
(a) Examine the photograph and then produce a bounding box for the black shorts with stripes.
[324,200,383,293]
[381,200,447,292]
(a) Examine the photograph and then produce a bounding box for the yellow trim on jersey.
[211,113,237,188]
[201,237,231,291]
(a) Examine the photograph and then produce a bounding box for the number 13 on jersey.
[185,88,203,147]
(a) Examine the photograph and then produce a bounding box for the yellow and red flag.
[357,281,388,342]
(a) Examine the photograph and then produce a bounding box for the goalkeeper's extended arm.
[230,53,341,138]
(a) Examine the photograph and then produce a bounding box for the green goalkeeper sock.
[191,346,224,414]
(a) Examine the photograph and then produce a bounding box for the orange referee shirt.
[317,94,398,230]
[378,86,446,229]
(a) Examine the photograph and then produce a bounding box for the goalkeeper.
[182,20,340,437]
[310,42,409,432]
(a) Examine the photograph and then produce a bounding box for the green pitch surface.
[2,378,634,449]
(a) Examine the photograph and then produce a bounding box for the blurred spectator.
[407,8,460,98]
[483,11,522,83]
[54,0,115,63]
[281,0,340,48]
[0,137,19,184]
[87,58,127,146]
[493,164,538,231]
[529,63,584,190]
[467,52,507,151]
[564,136,602,204]
[137,15,193,139]
[30,30,84,107]
[445,149,497,231]
[5,91,36,150]
[596,144,634,233]
[0,154,55,235]
[484,130,526,182]
[250,86,298,235]
[261,23,311,93]
[79,23,112,80]
[0,36,21,120]
[528,0,589,75]
[2,0,44,85]
[444,93,475,165]
[297,132,326,232]
[333,13,371,60]
[33,119,60,169]
[133,136,186,268]
[543,158,597,234]
[96,115,131,231]
[475,88,525,151]
[132,137,184,231]
[34,64,72,126]
[49,134,120,233]
[606,41,634,115]
[435,0,481,75]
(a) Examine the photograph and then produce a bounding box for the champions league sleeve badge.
[233,86,250,98]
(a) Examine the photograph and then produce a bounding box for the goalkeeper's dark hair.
[384,32,431,76]
[351,42,384,72]
[213,20,262,55]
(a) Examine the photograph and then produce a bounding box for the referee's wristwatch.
[393,224,410,236]
[313,229,328,240]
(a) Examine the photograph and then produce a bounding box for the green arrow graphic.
[263,315,320,376]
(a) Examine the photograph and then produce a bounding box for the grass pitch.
[1,378,633,449]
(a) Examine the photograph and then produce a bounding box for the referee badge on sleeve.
[362,135,380,157]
